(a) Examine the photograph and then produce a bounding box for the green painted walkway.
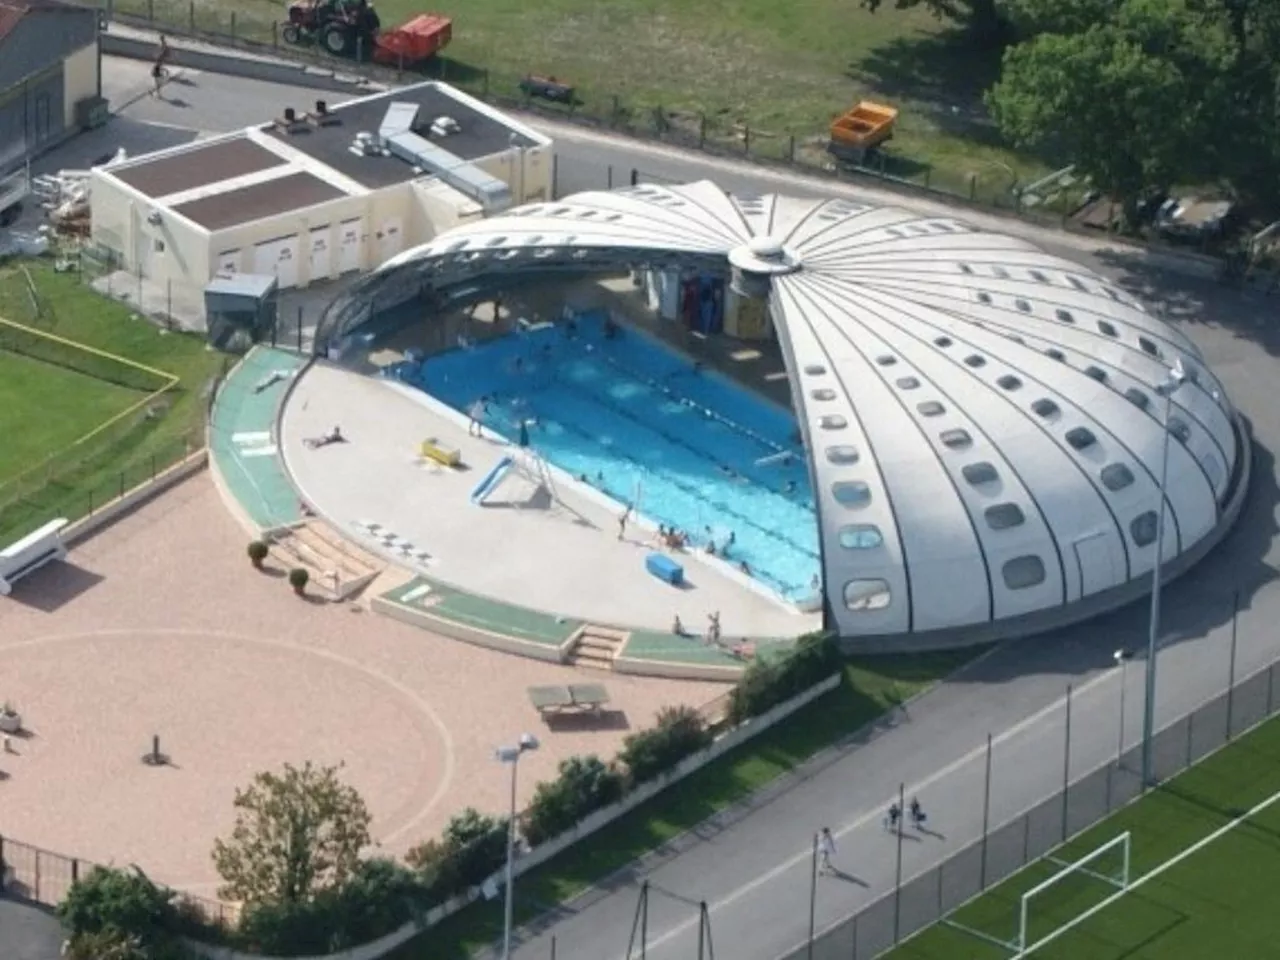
[383,576,582,647]
[209,347,305,531]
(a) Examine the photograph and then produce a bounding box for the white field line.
[1018,783,1280,957]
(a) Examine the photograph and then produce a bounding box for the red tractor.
[281,0,452,65]
[282,0,381,57]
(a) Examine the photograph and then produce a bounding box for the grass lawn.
[0,352,142,483]
[388,648,979,960]
[121,0,1054,203]
[887,709,1280,959]
[0,260,227,542]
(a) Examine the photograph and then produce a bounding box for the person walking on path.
[817,827,837,875]
[909,796,927,830]
[885,801,901,833]
[151,34,172,97]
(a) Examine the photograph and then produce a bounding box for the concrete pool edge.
[380,373,810,618]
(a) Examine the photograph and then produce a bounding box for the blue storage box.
[646,552,684,586]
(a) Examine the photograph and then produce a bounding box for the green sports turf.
[889,711,1280,960]
[0,262,227,543]
[0,351,141,484]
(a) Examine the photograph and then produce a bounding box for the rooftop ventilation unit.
[276,107,307,134]
[429,115,461,137]
[311,99,340,128]
[349,132,381,157]
[378,102,511,213]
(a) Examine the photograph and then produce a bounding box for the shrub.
[288,567,309,593]
[619,705,713,785]
[728,632,839,725]
[523,755,626,847]
[406,808,508,901]
[233,860,429,956]
[247,541,269,567]
[59,866,176,942]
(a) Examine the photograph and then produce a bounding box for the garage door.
[216,249,241,274]
[377,216,403,265]
[337,219,362,274]
[308,226,332,284]
[253,234,300,289]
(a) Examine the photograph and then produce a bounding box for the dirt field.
[0,472,725,896]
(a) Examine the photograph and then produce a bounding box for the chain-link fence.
[787,657,1280,960]
[0,834,238,925]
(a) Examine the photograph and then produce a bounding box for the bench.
[528,683,611,716]
[0,518,69,596]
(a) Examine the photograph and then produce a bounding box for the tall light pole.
[1114,649,1132,765]
[496,732,539,960]
[1141,359,1187,787]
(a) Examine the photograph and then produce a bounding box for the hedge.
[728,631,838,725]
[523,755,626,847]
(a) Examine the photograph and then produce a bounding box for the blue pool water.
[414,312,820,601]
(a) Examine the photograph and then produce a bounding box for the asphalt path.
[77,56,1280,960]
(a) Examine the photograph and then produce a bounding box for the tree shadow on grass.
[851,28,1005,114]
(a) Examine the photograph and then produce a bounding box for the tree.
[212,761,372,907]
[860,0,1013,44]
[986,24,1200,224]
[993,0,1280,212]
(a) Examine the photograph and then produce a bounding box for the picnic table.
[528,683,611,716]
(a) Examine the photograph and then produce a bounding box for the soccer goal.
[944,831,1131,957]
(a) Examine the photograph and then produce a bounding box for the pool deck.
[281,361,820,642]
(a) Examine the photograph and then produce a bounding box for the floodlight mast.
[1141,360,1188,788]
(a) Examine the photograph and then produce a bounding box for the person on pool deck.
[467,397,489,436]
[618,504,633,540]
[672,614,685,636]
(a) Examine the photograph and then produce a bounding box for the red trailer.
[374,13,452,66]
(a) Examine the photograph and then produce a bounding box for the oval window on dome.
[844,579,891,611]
[1131,510,1159,547]
[896,376,921,390]
[1003,556,1047,590]
[838,524,883,549]
[819,415,847,430]
[811,388,837,401]
[804,363,827,376]
[832,480,872,508]
[1101,463,1135,491]
[826,445,860,465]
[917,401,946,417]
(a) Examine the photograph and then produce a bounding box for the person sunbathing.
[304,425,346,449]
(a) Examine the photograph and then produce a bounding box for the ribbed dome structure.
[362,180,1246,645]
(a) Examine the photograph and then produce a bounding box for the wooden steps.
[568,624,630,670]
[269,521,384,601]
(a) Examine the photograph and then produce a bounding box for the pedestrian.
[817,827,836,875]
[151,34,171,97]
[885,801,901,833]
[910,796,927,830]
[707,610,722,645]
[467,396,488,436]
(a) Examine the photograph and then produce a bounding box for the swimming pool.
[414,312,820,601]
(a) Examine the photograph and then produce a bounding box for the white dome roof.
[378,180,1245,645]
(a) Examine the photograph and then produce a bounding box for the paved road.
[72,55,1280,960]
[0,898,64,960]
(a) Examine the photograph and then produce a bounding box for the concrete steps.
[568,624,630,670]
[269,521,384,600]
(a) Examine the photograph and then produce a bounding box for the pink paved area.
[0,474,727,898]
